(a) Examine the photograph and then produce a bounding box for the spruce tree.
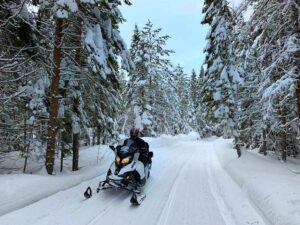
[173,65,190,133]
[202,0,242,156]
[125,21,174,136]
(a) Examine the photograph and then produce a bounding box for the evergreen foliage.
[123,21,175,136]
[201,0,300,159]
[1,0,299,173]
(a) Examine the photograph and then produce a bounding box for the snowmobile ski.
[84,186,92,199]
[130,193,146,205]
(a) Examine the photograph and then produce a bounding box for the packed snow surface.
[1,133,299,225]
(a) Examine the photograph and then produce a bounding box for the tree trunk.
[96,126,101,145]
[292,1,300,142]
[279,108,287,161]
[260,129,267,155]
[60,80,71,172]
[234,136,241,158]
[60,140,64,173]
[72,133,80,171]
[102,135,106,145]
[72,95,80,171]
[72,18,82,171]
[92,131,96,145]
[84,132,90,146]
[297,79,300,122]
[23,114,28,173]
[60,82,66,172]
[45,18,64,175]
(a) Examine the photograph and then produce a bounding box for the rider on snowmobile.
[85,127,152,204]
[121,127,150,166]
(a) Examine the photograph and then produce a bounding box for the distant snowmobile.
[84,142,153,205]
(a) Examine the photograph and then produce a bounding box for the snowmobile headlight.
[121,157,130,165]
[115,156,121,165]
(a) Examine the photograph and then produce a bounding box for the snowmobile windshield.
[118,145,137,158]
[125,139,134,147]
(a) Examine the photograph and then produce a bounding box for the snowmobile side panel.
[117,160,145,179]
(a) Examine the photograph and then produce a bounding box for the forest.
[0,0,299,174]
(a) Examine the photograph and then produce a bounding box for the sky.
[119,0,244,75]
[119,0,208,75]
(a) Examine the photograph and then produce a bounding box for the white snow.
[133,105,143,130]
[213,137,300,225]
[227,0,244,9]
[84,25,111,76]
[0,145,114,216]
[0,134,299,225]
[56,9,69,18]
[56,0,78,12]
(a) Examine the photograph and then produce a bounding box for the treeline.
[122,22,204,137]
[200,0,299,160]
[0,0,133,174]
[0,1,202,174]
[1,0,298,174]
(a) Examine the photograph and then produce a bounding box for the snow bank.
[158,131,200,142]
[213,138,300,225]
[0,133,199,216]
[0,145,114,216]
[3,133,297,225]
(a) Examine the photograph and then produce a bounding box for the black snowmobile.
[84,141,153,205]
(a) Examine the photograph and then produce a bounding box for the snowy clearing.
[1,134,299,225]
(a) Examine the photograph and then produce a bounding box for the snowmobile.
[84,141,153,205]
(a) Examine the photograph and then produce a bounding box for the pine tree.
[43,0,133,174]
[172,65,191,133]
[246,0,300,160]
[0,1,45,171]
[190,69,198,110]
[202,0,242,157]
[125,21,174,136]
[196,67,211,137]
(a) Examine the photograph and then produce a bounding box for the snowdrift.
[213,137,300,225]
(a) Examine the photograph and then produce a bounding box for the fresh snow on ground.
[213,138,300,225]
[0,145,114,216]
[0,133,299,225]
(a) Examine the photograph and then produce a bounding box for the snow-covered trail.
[0,136,267,225]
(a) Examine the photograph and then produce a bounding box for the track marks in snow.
[86,191,128,225]
[206,142,267,225]
[90,148,191,225]
[154,141,226,225]
[0,137,268,225]
[163,142,226,225]
[155,160,190,225]
[206,144,237,225]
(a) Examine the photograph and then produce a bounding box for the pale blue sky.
[119,0,208,75]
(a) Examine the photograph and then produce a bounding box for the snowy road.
[0,136,267,225]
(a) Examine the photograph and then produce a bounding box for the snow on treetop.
[85,24,111,76]
[80,0,96,3]
[56,9,68,18]
[227,0,244,9]
[56,0,78,12]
